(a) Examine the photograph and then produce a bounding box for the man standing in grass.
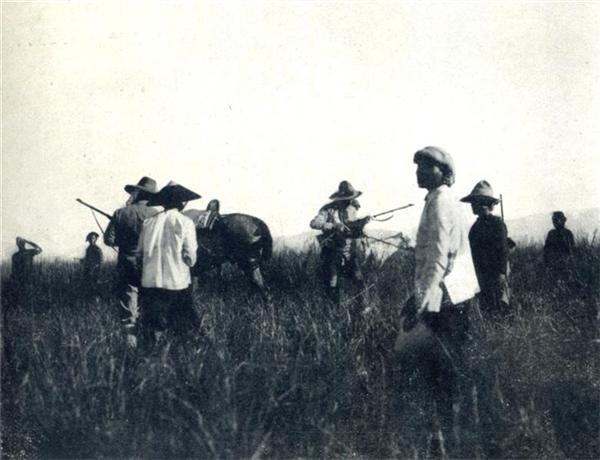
[310,181,370,310]
[543,211,575,278]
[11,237,43,285]
[460,181,510,316]
[137,181,200,343]
[104,176,158,343]
[82,231,103,297]
[411,146,479,454]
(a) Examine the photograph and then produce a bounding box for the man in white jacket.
[137,181,200,343]
[412,146,479,454]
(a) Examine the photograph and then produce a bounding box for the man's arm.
[490,219,509,274]
[415,196,452,313]
[310,208,331,230]
[182,219,198,268]
[104,215,117,247]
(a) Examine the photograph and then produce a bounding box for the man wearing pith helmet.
[310,181,370,311]
[104,176,159,342]
[461,180,510,315]
[137,181,200,343]
[412,146,479,445]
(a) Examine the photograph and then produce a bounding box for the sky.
[2,1,600,259]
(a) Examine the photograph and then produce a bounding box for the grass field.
[1,240,599,459]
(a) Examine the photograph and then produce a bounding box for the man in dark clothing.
[461,180,510,315]
[104,176,158,339]
[11,237,43,285]
[543,211,575,275]
[83,232,103,295]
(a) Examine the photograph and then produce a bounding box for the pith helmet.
[460,180,500,204]
[124,176,158,195]
[329,181,362,201]
[147,181,201,206]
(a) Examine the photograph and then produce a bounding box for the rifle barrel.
[76,198,112,220]
[372,203,414,219]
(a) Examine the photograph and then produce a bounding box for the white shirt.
[415,185,479,312]
[139,209,198,290]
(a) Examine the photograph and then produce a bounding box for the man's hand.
[415,287,442,316]
[323,222,347,232]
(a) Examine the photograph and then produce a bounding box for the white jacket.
[139,209,198,290]
[415,185,479,311]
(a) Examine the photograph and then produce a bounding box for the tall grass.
[1,240,598,459]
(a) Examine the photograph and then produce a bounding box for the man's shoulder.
[319,203,335,212]
[486,214,505,227]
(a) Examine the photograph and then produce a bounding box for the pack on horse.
[184,209,273,302]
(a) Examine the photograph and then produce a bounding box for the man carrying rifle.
[310,181,370,309]
[104,176,158,343]
[460,180,511,316]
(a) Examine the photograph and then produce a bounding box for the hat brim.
[124,184,157,194]
[329,190,362,201]
[460,194,500,204]
[147,186,201,206]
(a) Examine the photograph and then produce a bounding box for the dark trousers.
[320,246,365,304]
[421,301,472,454]
[139,287,199,340]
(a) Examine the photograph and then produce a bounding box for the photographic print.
[2,1,599,458]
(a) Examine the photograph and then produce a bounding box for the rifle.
[76,198,113,220]
[371,203,414,221]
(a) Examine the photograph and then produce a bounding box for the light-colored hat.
[413,146,455,185]
[147,181,201,206]
[460,180,500,204]
[124,176,158,195]
[329,181,362,201]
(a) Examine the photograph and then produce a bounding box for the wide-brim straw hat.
[329,180,362,201]
[124,176,158,195]
[147,181,201,206]
[460,180,500,204]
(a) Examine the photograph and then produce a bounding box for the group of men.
[9,150,577,352]
[306,145,579,453]
[103,177,201,346]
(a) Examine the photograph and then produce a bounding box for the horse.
[183,209,273,302]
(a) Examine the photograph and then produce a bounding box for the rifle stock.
[76,198,113,220]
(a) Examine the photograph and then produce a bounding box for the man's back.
[139,209,198,290]
[11,250,38,283]
[105,201,157,261]
[545,228,574,255]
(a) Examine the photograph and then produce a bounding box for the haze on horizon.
[2,1,599,259]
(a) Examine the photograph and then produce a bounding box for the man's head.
[86,232,99,244]
[16,237,26,251]
[552,211,567,229]
[413,146,455,190]
[124,176,158,204]
[470,200,495,217]
[329,181,362,208]
[460,180,500,216]
[147,181,201,211]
